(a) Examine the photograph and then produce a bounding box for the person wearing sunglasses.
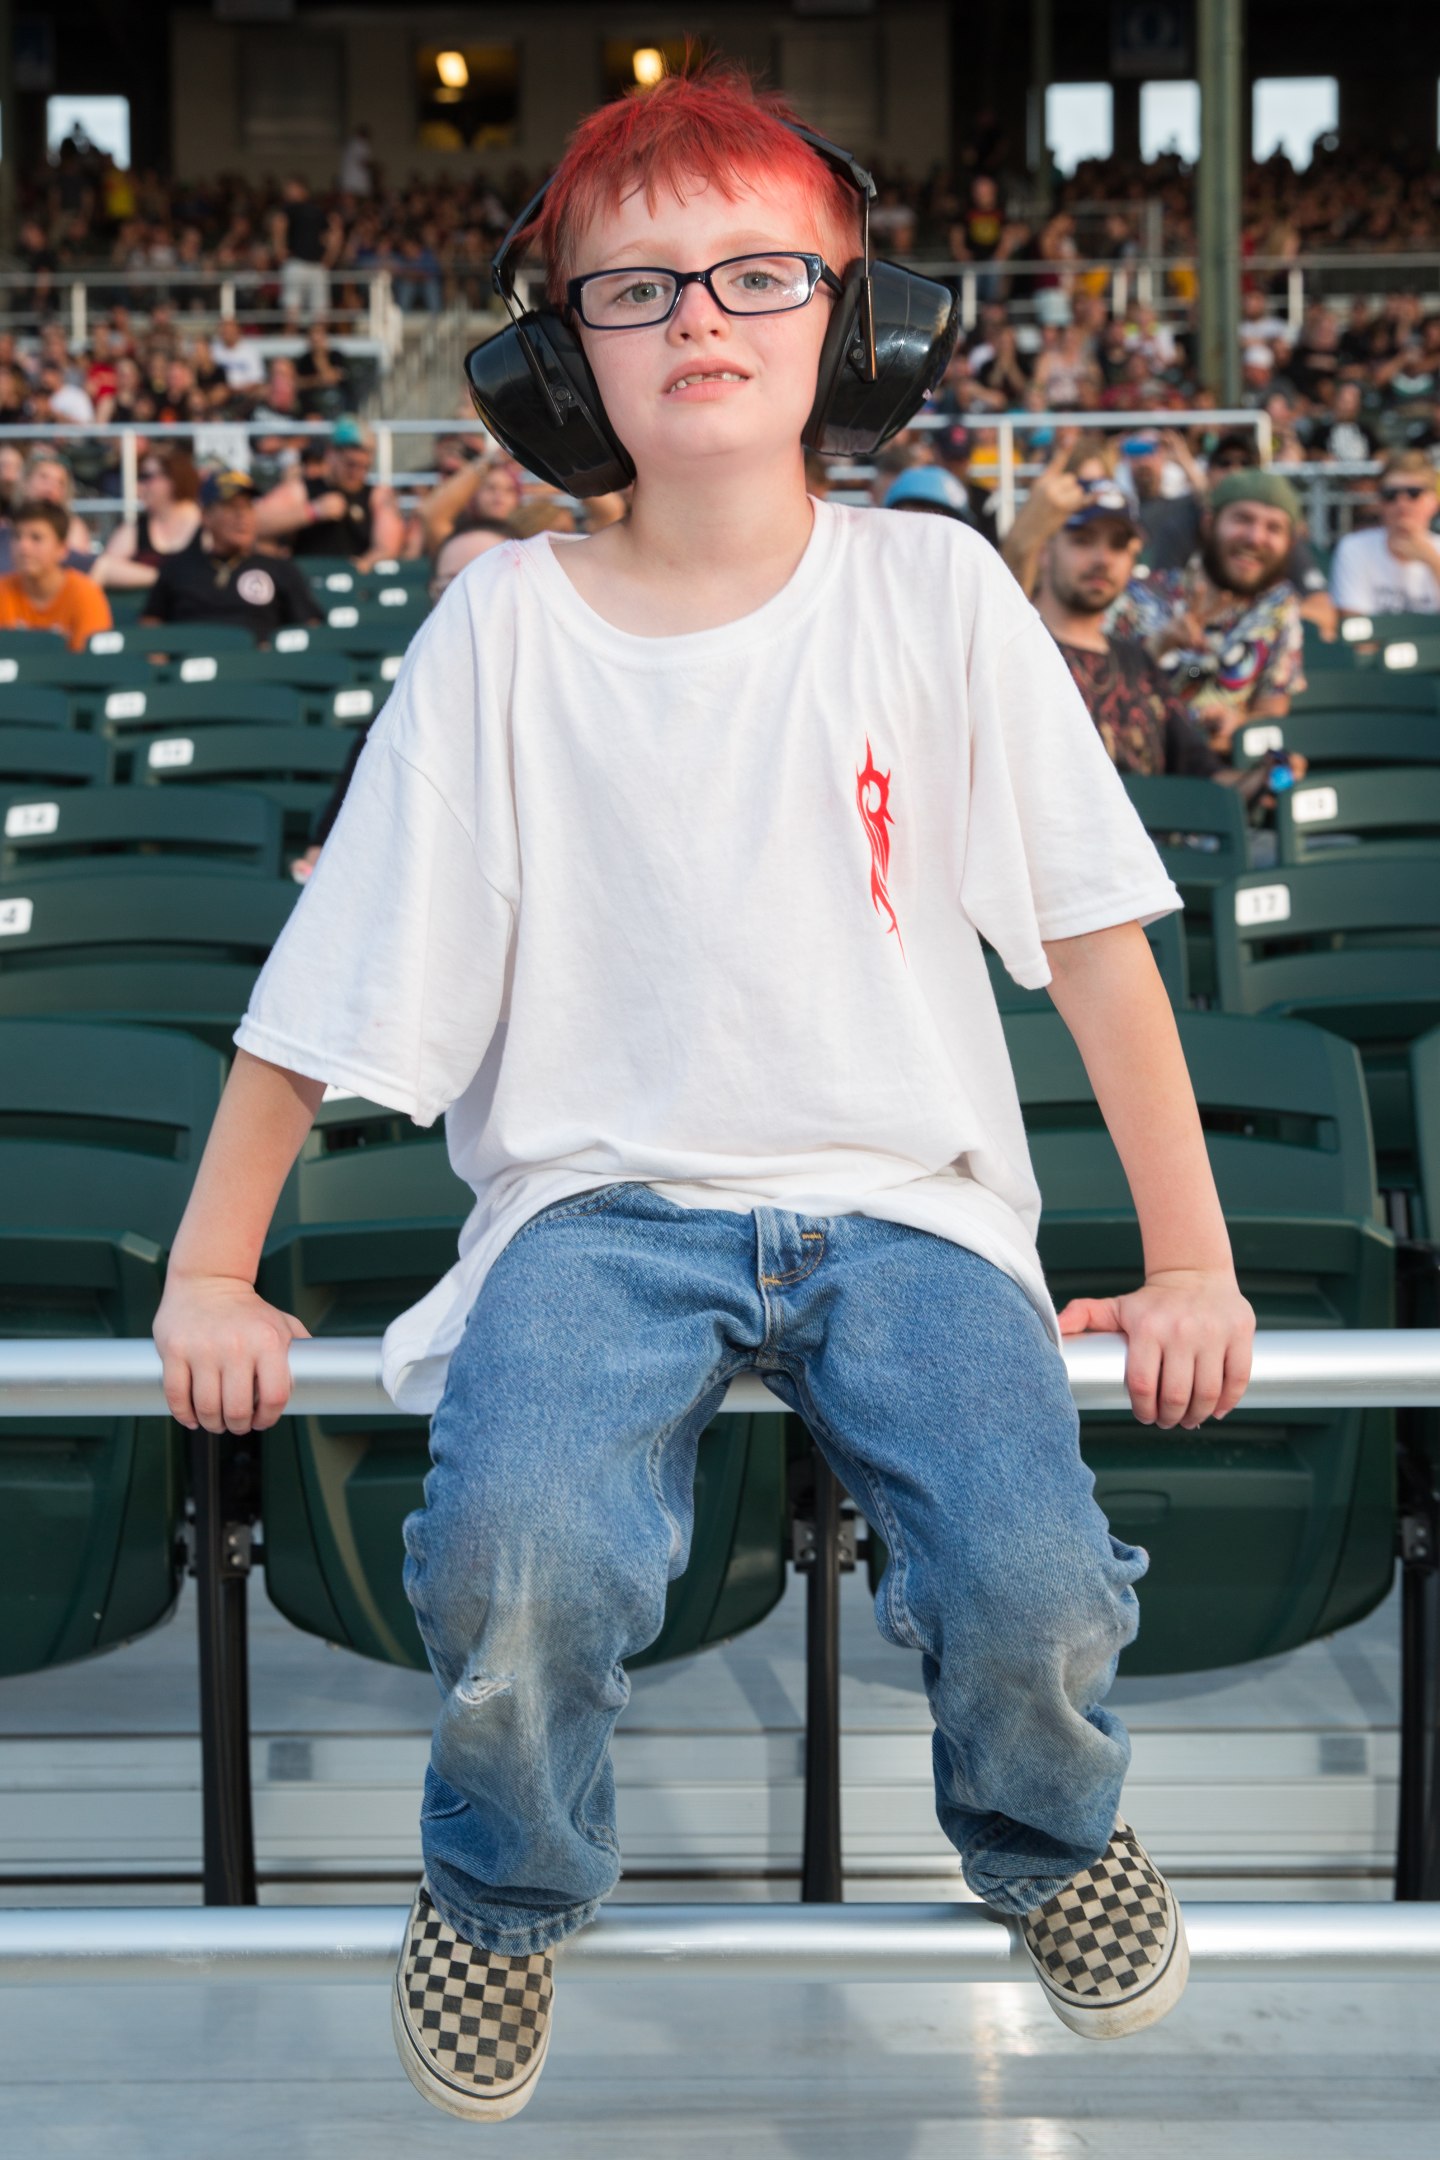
[1330,447,1440,620]
[93,446,203,591]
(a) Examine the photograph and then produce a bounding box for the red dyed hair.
[529,57,864,304]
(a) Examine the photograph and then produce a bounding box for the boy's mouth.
[663,367,750,395]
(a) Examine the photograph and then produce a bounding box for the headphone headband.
[466,111,957,494]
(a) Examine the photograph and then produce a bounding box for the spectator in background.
[508,498,577,538]
[272,176,336,321]
[0,363,29,424]
[420,450,521,553]
[883,465,978,528]
[1034,486,1224,778]
[22,454,94,557]
[256,415,404,567]
[141,469,322,639]
[0,498,112,648]
[1110,470,1306,753]
[94,447,203,590]
[339,124,377,199]
[1330,448,1440,616]
[210,314,267,402]
[1317,381,1377,463]
[294,322,351,418]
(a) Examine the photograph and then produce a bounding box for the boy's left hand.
[1056,1269,1255,1429]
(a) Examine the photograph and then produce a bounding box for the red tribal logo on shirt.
[856,739,905,961]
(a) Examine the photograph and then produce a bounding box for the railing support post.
[189,1428,259,1906]
[801,1450,844,1903]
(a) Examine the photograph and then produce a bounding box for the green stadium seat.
[0,649,153,730]
[99,683,304,759]
[1373,633,1440,676]
[256,1096,788,1672]
[129,724,353,846]
[1214,858,1440,1195]
[1411,1025,1440,1245]
[1,785,285,881]
[986,909,1189,1013]
[275,621,410,678]
[0,1018,227,1675]
[897,1009,1394,1675]
[1276,766,1440,866]
[0,687,72,731]
[0,727,109,794]
[0,870,297,1049]
[89,623,256,662]
[1122,774,1250,1004]
[1230,708,1440,774]
[170,647,356,695]
[1288,672,1440,714]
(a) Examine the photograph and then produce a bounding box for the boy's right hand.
[154,1276,312,1435]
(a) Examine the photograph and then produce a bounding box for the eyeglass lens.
[579,255,814,327]
[1382,484,1429,499]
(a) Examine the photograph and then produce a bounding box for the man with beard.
[1035,484,1303,793]
[1109,471,1306,754]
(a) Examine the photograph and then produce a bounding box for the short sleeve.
[1329,533,1369,612]
[959,599,1183,990]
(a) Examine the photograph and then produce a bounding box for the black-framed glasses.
[138,466,165,480]
[1381,483,1432,500]
[565,252,843,330]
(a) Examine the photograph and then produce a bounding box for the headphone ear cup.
[803,261,960,460]
[464,310,635,497]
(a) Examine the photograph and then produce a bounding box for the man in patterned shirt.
[1108,470,1306,753]
[1035,484,1301,797]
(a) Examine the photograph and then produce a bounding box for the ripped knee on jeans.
[455,1667,514,1709]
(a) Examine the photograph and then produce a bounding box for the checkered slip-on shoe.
[1018,1819,1189,2039]
[391,1880,555,2121]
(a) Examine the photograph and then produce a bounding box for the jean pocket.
[511,1182,633,1240]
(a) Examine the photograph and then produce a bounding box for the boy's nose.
[667,278,730,335]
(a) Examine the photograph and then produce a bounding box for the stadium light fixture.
[632,47,666,88]
[436,51,470,90]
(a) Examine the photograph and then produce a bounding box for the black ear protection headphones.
[463,119,960,495]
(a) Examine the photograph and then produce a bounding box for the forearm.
[419,463,479,551]
[999,494,1061,598]
[94,554,158,591]
[167,1048,326,1284]
[254,487,311,539]
[1042,920,1234,1278]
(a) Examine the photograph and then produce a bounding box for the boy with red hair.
[156,63,1253,2118]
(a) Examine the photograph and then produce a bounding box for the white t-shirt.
[210,336,266,391]
[235,502,1181,1412]
[1330,525,1440,615]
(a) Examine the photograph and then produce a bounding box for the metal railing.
[4,1330,1439,1418]
[0,266,403,355]
[0,1327,1436,1964]
[4,1899,1440,1986]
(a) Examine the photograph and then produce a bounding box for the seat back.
[128,725,352,846]
[0,870,297,1047]
[1214,858,1440,1189]
[0,688,72,731]
[1122,774,1250,1002]
[1277,766,1440,865]
[0,727,109,793]
[99,682,303,742]
[0,1019,227,1675]
[257,1099,788,1672]
[2,784,284,880]
[999,1008,1395,1672]
[1286,672,1440,714]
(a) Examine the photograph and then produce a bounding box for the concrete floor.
[0,1568,1432,2154]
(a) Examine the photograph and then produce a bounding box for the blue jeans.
[402,1185,1146,1954]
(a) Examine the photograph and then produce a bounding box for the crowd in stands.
[5,134,1440,864]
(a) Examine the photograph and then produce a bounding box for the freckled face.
[569,172,843,480]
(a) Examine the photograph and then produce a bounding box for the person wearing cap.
[998,433,1119,596]
[1033,483,1302,794]
[255,416,403,569]
[883,465,978,527]
[140,470,323,642]
[1108,469,1306,751]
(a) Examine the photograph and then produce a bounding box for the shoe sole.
[391,1957,553,2121]
[1029,1884,1190,2041]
